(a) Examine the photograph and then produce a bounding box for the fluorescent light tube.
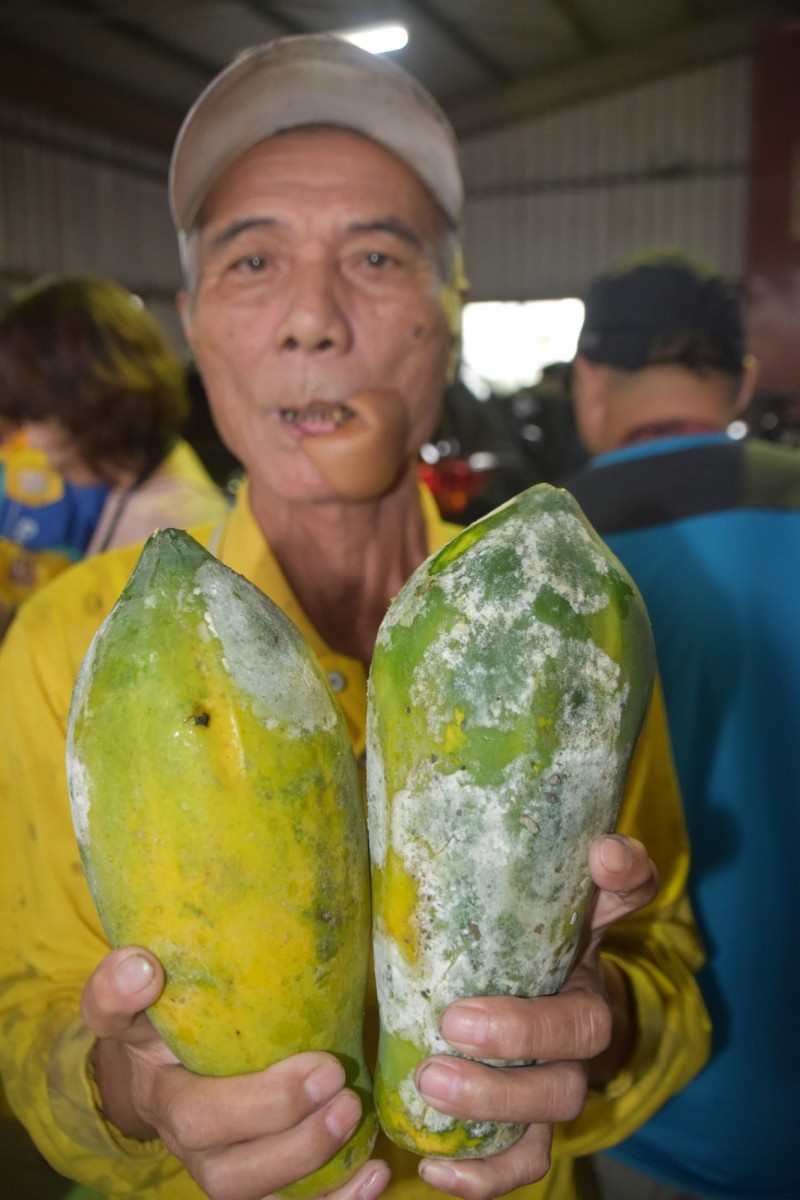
[338,23,409,54]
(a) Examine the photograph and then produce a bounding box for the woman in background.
[0,276,230,589]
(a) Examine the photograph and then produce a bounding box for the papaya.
[66,528,376,1196]
[366,483,655,1158]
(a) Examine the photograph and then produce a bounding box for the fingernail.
[114,954,155,996]
[416,1061,461,1102]
[419,1161,458,1190]
[360,1163,391,1200]
[305,1059,345,1104]
[599,835,631,873]
[440,1001,487,1048]
[325,1092,361,1140]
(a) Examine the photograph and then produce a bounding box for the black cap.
[577,254,745,374]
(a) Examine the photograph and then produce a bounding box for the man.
[563,251,800,1200]
[0,39,709,1200]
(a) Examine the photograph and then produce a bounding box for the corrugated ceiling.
[0,0,796,154]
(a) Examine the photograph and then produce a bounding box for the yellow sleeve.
[0,569,191,1195]
[553,677,711,1158]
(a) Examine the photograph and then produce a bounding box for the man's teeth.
[281,405,353,426]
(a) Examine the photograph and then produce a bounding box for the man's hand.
[411,834,659,1200]
[80,949,390,1200]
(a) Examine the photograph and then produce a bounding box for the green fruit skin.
[67,528,377,1197]
[367,484,655,1158]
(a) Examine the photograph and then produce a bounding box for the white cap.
[169,34,464,235]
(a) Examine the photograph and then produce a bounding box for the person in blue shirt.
[561,250,800,1200]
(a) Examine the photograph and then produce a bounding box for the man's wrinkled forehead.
[191,125,449,239]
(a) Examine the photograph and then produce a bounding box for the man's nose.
[274,261,352,354]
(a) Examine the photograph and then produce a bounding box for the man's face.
[181,127,455,501]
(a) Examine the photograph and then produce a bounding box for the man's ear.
[572,355,609,454]
[572,354,592,395]
[733,353,760,417]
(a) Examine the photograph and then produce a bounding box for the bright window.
[461,299,585,395]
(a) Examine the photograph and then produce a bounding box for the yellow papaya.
[367,483,655,1158]
[67,528,376,1196]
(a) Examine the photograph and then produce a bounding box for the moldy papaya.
[67,527,376,1196]
[367,484,655,1158]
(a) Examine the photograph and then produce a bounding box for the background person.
[561,249,800,1200]
[0,39,709,1200]
[0,276,230,564]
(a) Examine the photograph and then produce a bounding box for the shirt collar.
[211,476,459,663]
[592,431,733,469]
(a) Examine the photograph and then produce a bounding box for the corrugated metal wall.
[0,54,753,331]
[0,100,181,341]
[461,57,753,300]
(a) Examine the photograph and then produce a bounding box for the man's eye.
[365,251,391,268]
[235,254,267,272]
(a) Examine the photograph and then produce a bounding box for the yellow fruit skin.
[67,529,376,1196]
[367,484,655,1158]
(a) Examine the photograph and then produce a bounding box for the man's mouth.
[280,403,355,430]
[298,388,410,499]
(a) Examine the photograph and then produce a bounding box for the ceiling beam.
[546,0,606,53]
[402,0,512,84]
[0,112,168,182]
[55,0,220,78]
[447,4,800,135]
[0,39,180,153]
[238,1,310,34]
[0,1,311,154]
[681,0,718,18]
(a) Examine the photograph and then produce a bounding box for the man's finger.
[419,1123,553,1200]
[437,989,612,1064]
[328,1158,391,1200]
[415,1056,588,1125]
[150,1052,349,1151]
[182,1089,365,1200]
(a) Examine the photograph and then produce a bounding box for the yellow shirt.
[0,438,229,621]
[0,483,709,1200]
[84,440,231,557]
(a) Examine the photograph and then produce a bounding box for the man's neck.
[248,468,429,665]
[618,417,723,448]
[607,367,732,452]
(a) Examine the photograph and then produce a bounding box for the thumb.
[81,946,165,1043]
